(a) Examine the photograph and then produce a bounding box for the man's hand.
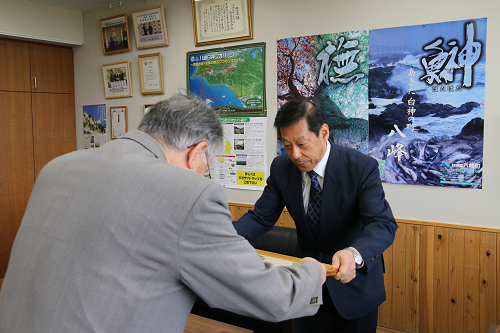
[331,249,357,284]
[299,257,327,284]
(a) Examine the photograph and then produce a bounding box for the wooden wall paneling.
[479,232,497,333]
[0,39,31,92]
[434,227,450,333]
[449,229,465,333]
[405,224,420,333]
[464,230,480,332]
[30,43,75,94]
[0,91,34,278]
[497,234,500,325]
[275,212,285,227]
[229,205,240,221]
[283,211,296,229]
[391,223,406,331]
[378,235,393,328]
[32,93,76,178]
[419,225,434,333]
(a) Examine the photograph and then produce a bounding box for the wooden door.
[0,91,34,278]
[0,39,31,92]
[30,43,74,94]
[32,93,76,178]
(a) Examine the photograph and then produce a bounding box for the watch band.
[344,247,364,269]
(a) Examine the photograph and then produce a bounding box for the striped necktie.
[306,170,322,237]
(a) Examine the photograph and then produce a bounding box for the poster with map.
[187,42,266,116]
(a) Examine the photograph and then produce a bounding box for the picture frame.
[102,61,133,99]
[131,5,169,50]
[100,13,131,55]
[138,53,164,95]
[191,0,253,46]
[110,106,128,139]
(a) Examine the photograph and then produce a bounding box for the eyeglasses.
[204,151,211,179]
[187,143,211,179]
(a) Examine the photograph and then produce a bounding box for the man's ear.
[186,142,208,170]
[320,123,330,142]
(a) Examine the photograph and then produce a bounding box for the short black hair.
[274,100,326,139]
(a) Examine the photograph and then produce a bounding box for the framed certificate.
[102,61,133,99]
[100,13,131,55]
[110,106,128,139]
[131,5,169,49]
[192,0,253,46]
[138,53,164,95]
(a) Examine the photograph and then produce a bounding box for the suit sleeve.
[177,182,322,322]
[350,158,398,272]
[233,159,286,241]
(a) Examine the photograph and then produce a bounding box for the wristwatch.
[345,247,364,269]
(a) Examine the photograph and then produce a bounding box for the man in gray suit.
[0,93,326,333]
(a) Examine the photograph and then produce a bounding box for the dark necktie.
[306,170,322,237]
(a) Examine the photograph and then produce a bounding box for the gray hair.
[138,93,223,157]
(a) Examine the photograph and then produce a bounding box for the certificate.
[138,53,164,95]
[256,249,338,277]
[110,106,128,139]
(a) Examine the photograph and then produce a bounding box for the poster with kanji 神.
[368,18,485,189]
[277,31,369,155]
[277,18,485,189]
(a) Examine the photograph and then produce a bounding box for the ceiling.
[28,0,139,12]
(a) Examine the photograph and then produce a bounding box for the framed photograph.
[102,61,133,99]
[144,104,154,114]
[100,13,131,55]
[192,0,252,46]
[131,5,168,50]
[138,53,164,95]
[110,106,128,139]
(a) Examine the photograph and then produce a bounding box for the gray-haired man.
[0,93,325,333]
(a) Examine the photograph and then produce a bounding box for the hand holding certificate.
[256,249,338,277]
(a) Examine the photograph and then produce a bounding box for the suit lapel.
[318,141,342,245]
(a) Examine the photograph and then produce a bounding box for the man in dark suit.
[233,100,398,333]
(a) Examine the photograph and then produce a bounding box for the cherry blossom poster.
[277,18,486,188]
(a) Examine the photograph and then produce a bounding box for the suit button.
[370,257,376,262]
[319,253,324,257]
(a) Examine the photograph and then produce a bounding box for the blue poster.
[83,104,107,148]
[368,18,486,188]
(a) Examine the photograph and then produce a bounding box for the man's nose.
[290,146,302,159]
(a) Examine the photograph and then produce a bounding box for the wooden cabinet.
[0,39,76,278]
[30,43,75,94]
[0,39,31,92]
[32,93,76,177]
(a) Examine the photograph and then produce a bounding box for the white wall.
[74,0,500,229]
[0,0,83,45]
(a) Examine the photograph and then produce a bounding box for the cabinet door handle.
[34,77,37,88]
